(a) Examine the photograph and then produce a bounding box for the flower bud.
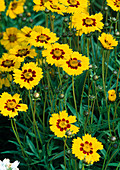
[110,136,116,142]
[22,17,26,21]
[113,143,118,149]
[24,6,27,10]
[26,12,31,17]
[113,70,117,75]
[62,32,67,37]
[89,64,93,69]
[112,17,116,22]
[104,6,108,11]
[104,23,109,27]
[63,17,68,22]
[45,9,50,13]
[29,18,33,23]
[83,111,89,116]
[64,74,68,79]
[115,31,120,36]
[93,75,99,81]
[33,92,40,99]
[59,94,64,99]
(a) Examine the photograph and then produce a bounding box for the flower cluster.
[0,158,19,170]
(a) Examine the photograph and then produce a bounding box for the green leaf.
[26,136,39,158]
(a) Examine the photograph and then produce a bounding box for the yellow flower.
[60,0,88,14]
[49,110,79,138]
[0,72,12,88]
[42,43,72,67]
[6,0,25,19]
[0,92,28,118]
[0,27,21,50]
[108,89,116,101]
[8,44,37,62]
[72,12,104,34]
[33,0,52,12]
[17,26,32,43]
[98,33,118,49]
[107,0,120,11]
[13,62,43,90]
[45,1,66,15]
[72,134,103,164]
[0,53,21,72]
[61,52,89,76]
[29,26,59,47]
[0,0,6,12]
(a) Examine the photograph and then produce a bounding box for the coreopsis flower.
[0,92,28,118]
[49,110,79,137]
[17,26,32,43]
[98,33,118,49]
[13,62,43,89]
[108,89,116,101]
[8,44,37,62]
[0,27,21,50]
[45,0,66,15]
[0,72,12,89]
[61,52,89,76]
[107,0,120,11]
[33,0,53,12]
[72,134,103,164]
[60,0,88,14]
[0,53,21,72]
[29,26,59,47]
[42,43,72,67]
[0,158,20,170]
[72,12,104,34]
[6,0,25,19]
[0,0,6,12]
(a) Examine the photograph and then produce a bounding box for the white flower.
[0,159,20,170]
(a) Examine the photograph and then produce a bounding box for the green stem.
[45,13,48,28]
[105,51,110,84]
[105,149,119,170]
[72,76,78,120]
[102,50,108,109]
[102,143,112,170]
[11,119,25,158]
[108,104,112,136]
[28,90,43,145]
[43,91,47,134]
[64,138,67,170]
[58,67,62,86]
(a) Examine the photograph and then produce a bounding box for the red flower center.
[4,99,20,112]
[35,34,50,43]
[16,49,30,57]
[8,34,17,42]
[1,60,15,68]
[82,17,96,27]
[50,48,65,60]
[104,39,111,46]
[25,31,32,37]
[114,0,120,7]
[67,0,80,8]
[80,141,93,155]
[21,69,36,83]
[11,2,17,10]
[66,58,81,69]
[56,118,71,131]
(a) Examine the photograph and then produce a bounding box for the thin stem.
[64,138,67,170]
[72,76,78,120]
[102,50,108,108]
[43,91,47,134]
[102,143,112,170]
[108,104,112,136]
